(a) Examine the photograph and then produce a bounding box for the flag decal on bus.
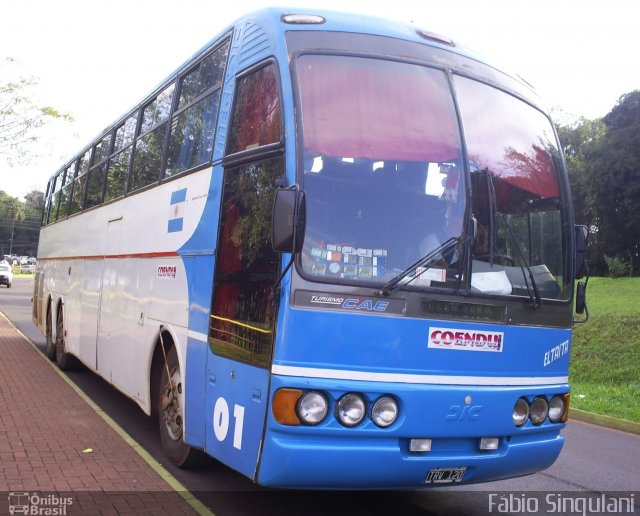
[168,188,187,233]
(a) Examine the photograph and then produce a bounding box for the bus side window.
[165,41,229,178]
[131,83,175,192]
[209,158,283,367]
[105,114,137,202]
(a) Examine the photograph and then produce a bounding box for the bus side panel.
[183,254,215,449]
[184,335,208,448]
[97,257,151,401]
[77,259,104,370]
[64,259,82,358]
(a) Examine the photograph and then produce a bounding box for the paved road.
[1,277,638,515]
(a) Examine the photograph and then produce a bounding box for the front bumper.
[257,375,567,489]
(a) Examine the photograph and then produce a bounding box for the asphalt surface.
[1,276,638,515]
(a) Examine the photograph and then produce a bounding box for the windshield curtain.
[454,75,570,300]
[296,54,465,289]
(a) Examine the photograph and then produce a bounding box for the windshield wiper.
[376,236,463,297]
[499,214,543,309]
[484,171,542,309]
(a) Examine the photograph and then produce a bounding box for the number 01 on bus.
[32,8,589,488]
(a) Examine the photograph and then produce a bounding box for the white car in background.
[0,261,13,288]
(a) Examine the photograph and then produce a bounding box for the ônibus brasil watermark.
[488,492,636,515]
[7,492,73,515]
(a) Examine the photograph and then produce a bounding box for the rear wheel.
[54,306,78,370]
[45,304,56,361]
[158,345,204,468]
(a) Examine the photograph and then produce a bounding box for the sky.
[1,0,639,200]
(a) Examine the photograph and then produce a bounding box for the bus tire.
[54,305,79,371]
[45,304,56,361]
[158,345,204,468]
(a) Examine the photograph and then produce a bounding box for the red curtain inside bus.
[297,56,460,162]
[454,75,561,200]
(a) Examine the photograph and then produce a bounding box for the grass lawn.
[570,276,640,422]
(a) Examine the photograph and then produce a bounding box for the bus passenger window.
[105,148,130,202]
[114,114,137,152]
[164,41,229,178]
[68,174,87,216]
[130,123,167,191]
[165,91,220,177]
[178,41,228,109]
[85,163,107,208]
[141,83,175,134]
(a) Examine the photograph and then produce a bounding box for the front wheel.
[158,345,204,468]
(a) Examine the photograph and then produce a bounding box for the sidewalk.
[0,312,200,515]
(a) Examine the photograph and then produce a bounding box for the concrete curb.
[570,408,640,435]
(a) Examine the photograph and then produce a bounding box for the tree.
[0,190,44,257]
[0,58,72,166]
[556,117,606,229]
[591,91,640,275]
[557,92,640,276]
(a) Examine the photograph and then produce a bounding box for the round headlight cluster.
[336,393,366,427]
[288,390,399,428]
[371,396,399,428]
[548,395,566,423]
[512,394,568,427]
[297,391,328,425]
[512,398,530,427]
[529,397,549,425]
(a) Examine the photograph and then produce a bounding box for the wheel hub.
[162,368,184,441]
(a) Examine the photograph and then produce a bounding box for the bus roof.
[52,6,542,182]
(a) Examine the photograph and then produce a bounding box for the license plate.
[425,467,467,484]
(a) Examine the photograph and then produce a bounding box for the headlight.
[336,393,366,427]
[529,396,549,425]
[548,395,566,423]
[296,391,328,425]
[371,396,398,428]
[513,398,529,427]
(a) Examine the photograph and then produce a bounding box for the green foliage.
[0,58,73,166]
[570,277,640,422]
[556,91,640,276]
[604,255,629,278]
[0,189,44,256]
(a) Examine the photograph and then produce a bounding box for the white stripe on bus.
[271,365,568,386]
[187,330,208,342]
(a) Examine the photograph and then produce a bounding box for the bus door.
[205,157,282,478]
[205,61,283,476]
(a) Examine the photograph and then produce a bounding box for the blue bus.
[34,8,588,488]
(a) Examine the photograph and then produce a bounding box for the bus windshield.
[297,54,466,289]
[455,75,570,301]
[296,53,569,300]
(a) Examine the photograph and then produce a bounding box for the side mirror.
[575,281,587,315]
[272,187,306,253]
[574,225,588,279]
[573,225,589,323]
